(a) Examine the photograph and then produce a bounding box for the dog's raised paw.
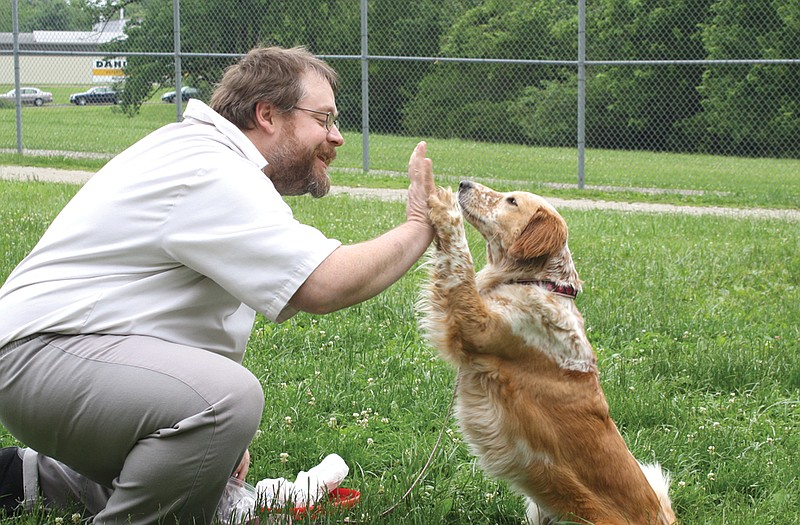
[428,186,455,209]
[427,187,459,226]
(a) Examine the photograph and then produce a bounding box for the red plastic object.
[265,487,361,520]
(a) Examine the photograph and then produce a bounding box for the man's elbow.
[297,301,341,316]
[287,283,349,316]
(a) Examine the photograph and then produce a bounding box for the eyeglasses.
[292,106,340,131]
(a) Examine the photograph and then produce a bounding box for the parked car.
[70,86,119,105]
[161,86,199,103]
[0,87,53,106]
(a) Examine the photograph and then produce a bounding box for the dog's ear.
[508,207,567,261]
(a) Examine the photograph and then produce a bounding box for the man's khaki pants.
[0,333,264,524]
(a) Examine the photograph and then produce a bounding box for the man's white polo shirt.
[0,100,341,362]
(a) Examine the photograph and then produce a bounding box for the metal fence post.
[360,0,369,173]
[174,0,183,122]
[577,0,586,190]
[12,0,23,153]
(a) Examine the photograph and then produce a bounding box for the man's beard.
[263,131,336,198]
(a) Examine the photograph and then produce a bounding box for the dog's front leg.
[428,187,473,280]
[425,188,495,359]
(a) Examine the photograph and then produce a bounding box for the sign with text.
[92,58,127,83]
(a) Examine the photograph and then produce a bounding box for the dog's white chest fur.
[484,284,595,372]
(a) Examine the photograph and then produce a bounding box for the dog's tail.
[639,462,677,524]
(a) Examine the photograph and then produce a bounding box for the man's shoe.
[0,447,24,514]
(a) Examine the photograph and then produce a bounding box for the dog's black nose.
[459,180,473,190]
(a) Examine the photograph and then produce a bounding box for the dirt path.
[2,165,798,222]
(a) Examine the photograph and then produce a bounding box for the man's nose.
[327,125,344,146]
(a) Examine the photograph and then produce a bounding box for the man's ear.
[508,208,568,261]
[253,100,277,133]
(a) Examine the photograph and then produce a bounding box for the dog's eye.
[506,196,518,206]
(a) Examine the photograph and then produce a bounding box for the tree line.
[6,0,799,158]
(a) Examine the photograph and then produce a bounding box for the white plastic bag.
[215,454,350,524]
[255,454,349,508]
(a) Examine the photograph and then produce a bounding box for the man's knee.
[219,368,264,439]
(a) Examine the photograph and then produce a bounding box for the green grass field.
[1,174,798,523]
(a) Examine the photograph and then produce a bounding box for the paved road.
[1,165,798,222]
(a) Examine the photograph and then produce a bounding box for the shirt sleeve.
[159,165,341,322]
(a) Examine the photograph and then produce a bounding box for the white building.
[0,19,127,85]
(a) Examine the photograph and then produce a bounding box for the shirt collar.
[182,99,267,170]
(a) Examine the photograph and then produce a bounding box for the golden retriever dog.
[420,181,677,525]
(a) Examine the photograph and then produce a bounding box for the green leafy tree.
[102,0,359,116]
[0,0,95,32]
[698,0,800,156]
[510,76,577,147]
[579,0,714,151]
[403,0,576,143]
[365,0,458,134]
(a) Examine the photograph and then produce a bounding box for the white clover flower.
[280,452,289,463]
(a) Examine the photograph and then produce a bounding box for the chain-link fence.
[1,0,799,187]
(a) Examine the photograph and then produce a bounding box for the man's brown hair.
[210,46,338,130]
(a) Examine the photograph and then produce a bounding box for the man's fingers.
[408,141,434,188]
[409,141,428,172]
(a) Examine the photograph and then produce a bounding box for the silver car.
[0,87,53,106]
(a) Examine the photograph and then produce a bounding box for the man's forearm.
[288,220,434,315]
